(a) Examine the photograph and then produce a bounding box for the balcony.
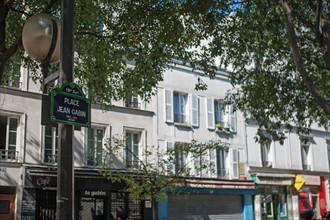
[174,114,187,124]
[1,79,21,89]
[303,164,311,170]
[45,154,58,164]
[0,150,19,161]
[125,101,140,109]
[126,160,139,170]
[262,161,273,168]
[217,169,229,179]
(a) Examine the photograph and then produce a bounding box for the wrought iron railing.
[0,149,18,161]
[45,154,58,164]
[262,161,273,168]
[126,160,139,169]
[174,113,187,124]
[303,164,311,170]
[217,169,229,179]
[125,101,141,109]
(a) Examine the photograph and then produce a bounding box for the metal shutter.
[168,194,243,220]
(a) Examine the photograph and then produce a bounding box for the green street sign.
[51,82,91,127]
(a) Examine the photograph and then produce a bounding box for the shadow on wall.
[25,131,41,163]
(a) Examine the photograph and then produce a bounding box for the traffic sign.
[51,82,91,127]
[294,175,305,190]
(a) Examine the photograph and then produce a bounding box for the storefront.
[158,178,255,220]
[253,173,296,220]
[293,175,326,219]
[22,167,152,220]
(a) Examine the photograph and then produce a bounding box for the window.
[207,98,236,132]
[174,143,186,174]
[87,128,104,166]
[126,132,140,169]
[165,90,199,126]
[300,137,311,170]
[0,116,18,161]
[261,142,272,168]
[216,149,227,178]
[173,92,187,123]
[214,101,225,129]
[44,126,58,163]
[125,94,140,109]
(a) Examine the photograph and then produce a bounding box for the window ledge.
[215,128,231,135]
[174,122,192,128]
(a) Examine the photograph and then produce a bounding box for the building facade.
[155,65,254,220]
[246,121,330,220]
[0,67,156,220]
[1,63,330,220]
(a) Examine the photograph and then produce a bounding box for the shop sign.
[256,176,292,185]
[294,175,305,190]
[83,190,107,197]
[299,175,320,186]
[145,201,152,208]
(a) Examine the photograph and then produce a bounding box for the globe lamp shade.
[22,14,61,64]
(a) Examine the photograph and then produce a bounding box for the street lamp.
[22,7,75,219]
[22,13,60,65]
[22,13,61,93]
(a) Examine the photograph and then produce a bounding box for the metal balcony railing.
[262,161,273,168]
[303,164,311,170]
[86,152,103,166]
[174,114,187,124]
[217,169,229,179]
[125,101,141,109]
[0,150,19,161]
[126,160,139,169]
[45,154,58,164]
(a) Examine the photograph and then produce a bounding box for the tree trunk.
[279,0,330,115]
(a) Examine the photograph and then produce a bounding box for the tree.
[1,1,329,140]
[215,0,330,141]
[0,0,220,103]
[100,137,229,202]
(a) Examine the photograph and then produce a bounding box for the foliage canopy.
[0,0,329,140]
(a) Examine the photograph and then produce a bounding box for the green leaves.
[100,136,229,201]
[1,0,329,140]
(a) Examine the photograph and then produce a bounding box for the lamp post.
[22,13,60,93]
[22,1,75,219]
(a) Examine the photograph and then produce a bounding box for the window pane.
[0,200,10,214]
[8,118,18,151]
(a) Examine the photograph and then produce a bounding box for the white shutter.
[232,149,239,179]
[194,155,201,177]
[209,149,217,178]
[207,98,215,129]
[165,89,173,123]
[230,105,237,132]
[166,141,175,175]
[224,104,231,129]
[191,95,199,127]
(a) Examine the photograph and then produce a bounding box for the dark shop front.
[22,168,152,220]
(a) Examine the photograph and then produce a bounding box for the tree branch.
[279,0,330,115]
